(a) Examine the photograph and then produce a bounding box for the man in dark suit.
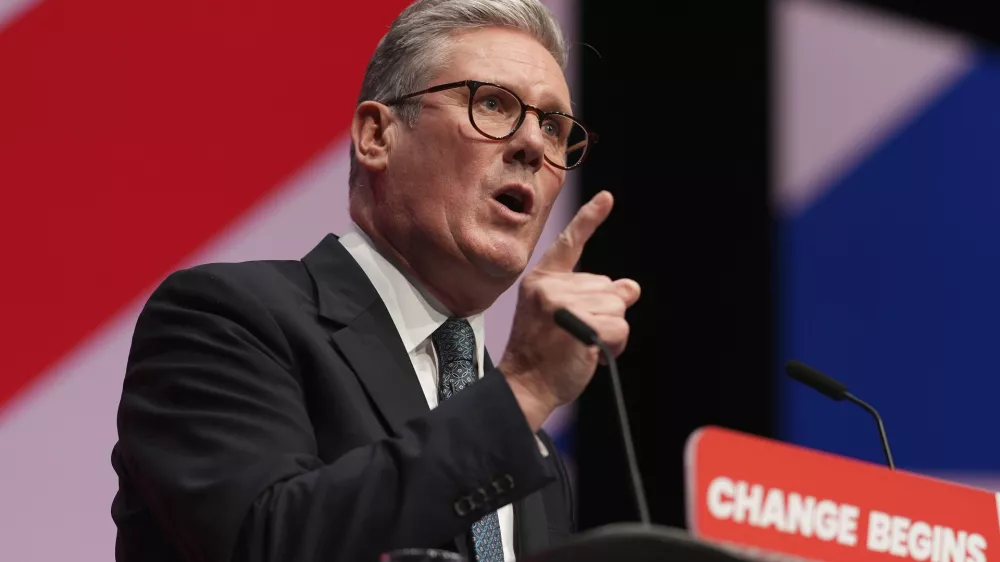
[110,1,641,561]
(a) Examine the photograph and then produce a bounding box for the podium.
[528,426,1000,562]
[523,523,756,562]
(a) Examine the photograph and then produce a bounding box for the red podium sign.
[685,427,1000,561]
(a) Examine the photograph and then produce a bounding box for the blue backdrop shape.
[779,50,1000,471]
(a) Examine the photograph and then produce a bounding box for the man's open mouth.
[492,184,534,215]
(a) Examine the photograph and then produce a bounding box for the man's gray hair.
[349,0,568,188]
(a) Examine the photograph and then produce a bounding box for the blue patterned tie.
[432,318,505,562]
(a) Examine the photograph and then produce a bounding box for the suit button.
[475,487,490,506]
[454,496,475,516]
[492,474,515,494]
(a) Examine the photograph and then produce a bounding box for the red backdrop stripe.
[0,0,412,409]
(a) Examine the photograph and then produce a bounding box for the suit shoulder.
[190,259,308,291]
[152,259,315,313]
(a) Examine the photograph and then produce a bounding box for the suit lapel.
[303,234,429,436]
[329,307,430,433]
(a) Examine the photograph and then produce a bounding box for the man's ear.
[351,101,396,174]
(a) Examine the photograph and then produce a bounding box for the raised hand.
[499,191,641,431]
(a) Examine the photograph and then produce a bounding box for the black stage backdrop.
[572,0,1000,533]
[574,0,774,531]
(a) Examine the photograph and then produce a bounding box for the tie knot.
[432,318,476,365]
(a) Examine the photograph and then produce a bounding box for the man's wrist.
[502,372,556,432]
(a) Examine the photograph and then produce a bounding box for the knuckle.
[536,287,559,311]
[557,229,575,249]
[613,318,630,339]
[595,318,627,341]
[597,293,626,315]
[521,282,548,309]
[523,272,549,292]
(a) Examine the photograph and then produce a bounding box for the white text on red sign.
[706,476,987,562]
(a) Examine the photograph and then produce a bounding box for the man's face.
[377,27,571,283]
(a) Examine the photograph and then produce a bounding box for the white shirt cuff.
[536,434,549,458]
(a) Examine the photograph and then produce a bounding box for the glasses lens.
[470,84,521,138]
[469,83,590,169]
[542,114,588,169]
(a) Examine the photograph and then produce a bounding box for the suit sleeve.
[116,267,555,562]
[552,435,578,535]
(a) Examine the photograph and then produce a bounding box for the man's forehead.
[440,28,571,111]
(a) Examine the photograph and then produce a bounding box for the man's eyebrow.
[533,90,572,115]
[548,98,574,115]
[486,79,573,115]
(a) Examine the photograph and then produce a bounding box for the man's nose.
[504,112,546,172]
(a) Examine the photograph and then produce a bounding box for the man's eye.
[480,97,502,112]
[542,120,561,137]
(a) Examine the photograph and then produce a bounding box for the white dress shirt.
[339,224,518,561]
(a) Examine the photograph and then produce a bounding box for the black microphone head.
[785,360,848,401]
[554,308,599,345]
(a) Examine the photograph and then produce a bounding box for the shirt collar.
[338,224,486,370]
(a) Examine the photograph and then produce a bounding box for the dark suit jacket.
[110,234,576,562]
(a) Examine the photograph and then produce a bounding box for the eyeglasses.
[384,80,597,170]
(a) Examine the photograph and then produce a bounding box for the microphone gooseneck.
[784,360,896,470]
[842,391,895,470]
[554,308,650,525]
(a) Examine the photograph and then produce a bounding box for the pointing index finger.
[537,191,613,272]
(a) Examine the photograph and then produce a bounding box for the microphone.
[784,360,895,470]
[554,308,650,525]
